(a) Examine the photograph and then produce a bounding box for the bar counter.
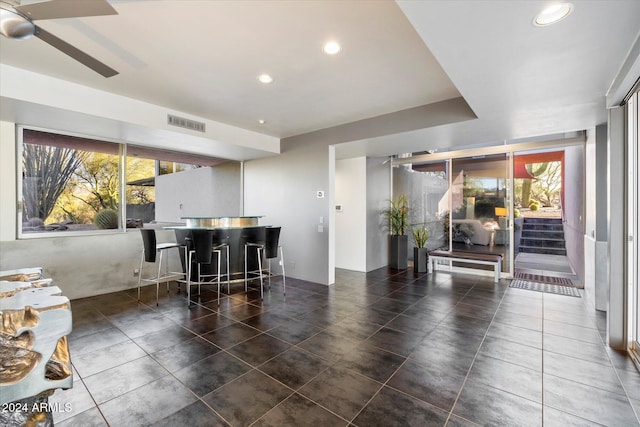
[172,216,266,280]
[181,216,262,228]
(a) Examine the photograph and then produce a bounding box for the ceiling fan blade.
[35,26,118,77]
[16,0,117,21]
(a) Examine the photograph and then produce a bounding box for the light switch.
[318,225,324,232]
[319,216,324,224]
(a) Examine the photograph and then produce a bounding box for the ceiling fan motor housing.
[0,2,35,39]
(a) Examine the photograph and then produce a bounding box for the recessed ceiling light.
[534,3,573,26]
[323,41,341,55]
[257,74,273,84]
[258,119,265,124]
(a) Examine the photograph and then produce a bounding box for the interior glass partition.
[393,154,513,275]
[450,154,511,274]
[392,160,449,254]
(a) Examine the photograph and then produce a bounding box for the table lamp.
[495,207,508,228]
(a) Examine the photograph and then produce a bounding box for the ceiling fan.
[0,0,119,77]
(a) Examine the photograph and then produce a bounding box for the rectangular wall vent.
[167,114,206,132]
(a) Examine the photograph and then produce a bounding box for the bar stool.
[138,228,185,306]
[173,229,192,294]
[244,226,285,299]
[187,229,230,307]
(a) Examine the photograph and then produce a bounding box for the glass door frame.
[448,153,512,276]
[392,135,585,278]
[627,88,640,366]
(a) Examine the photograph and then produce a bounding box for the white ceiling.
[1,0,639,161]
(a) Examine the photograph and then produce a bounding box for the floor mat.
[509,279,581,297]
[514,272,573,285]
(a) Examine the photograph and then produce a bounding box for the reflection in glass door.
[393,160,449,255]
[450,154,511,275]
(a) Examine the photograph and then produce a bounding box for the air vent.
[167,114,206,133]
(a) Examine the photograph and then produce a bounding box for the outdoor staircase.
[518,217,567,255]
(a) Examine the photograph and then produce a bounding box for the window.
[20,129,122,234]
[18,127,222,237]
[124,146,202,228]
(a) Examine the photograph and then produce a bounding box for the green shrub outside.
[94,209,119,229]
[529,200,540,211]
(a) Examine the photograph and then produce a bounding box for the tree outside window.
[19,128,212,235]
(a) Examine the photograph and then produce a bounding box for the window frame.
[17,125,127,239]
[16,125,220,239]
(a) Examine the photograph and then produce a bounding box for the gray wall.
[596,124,609,240]
[0,227,182,300]
[563,144,585,284]
[156,162,242,222]
[608,106,626,349]
[595,124,609,311]
[243,142,333,285]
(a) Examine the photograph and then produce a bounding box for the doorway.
[512,148,582,285]
[391,136,586,281]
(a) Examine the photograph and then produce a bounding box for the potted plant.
[385,194,409,269]
[411,224,429,273]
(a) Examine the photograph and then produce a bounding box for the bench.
[429,250,502,282]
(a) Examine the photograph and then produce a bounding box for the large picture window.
[21,129,122,234]
[18,127,218,237]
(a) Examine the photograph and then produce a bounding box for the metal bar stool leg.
[215,249,221,306]
[187,251,193,307]
[155,250,163,306]
[257,247,264,300]
[166,248,172,294]
[280,247,286,296]
[244,245,249,293]
[225,245,230,294]
[137,249,145,302]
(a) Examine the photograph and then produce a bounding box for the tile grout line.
[442,277,515,426]
[325,274,466,425]
[343,275,486,425]
[541,289,640,426]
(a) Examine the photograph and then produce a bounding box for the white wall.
[336,158,367,271]
[244,143,333,285]
[0,65,280,160]
[156,162,241,222]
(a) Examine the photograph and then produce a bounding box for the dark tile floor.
[50,268,640,426]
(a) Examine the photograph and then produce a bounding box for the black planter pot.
[413,247,429,273]
[389,235,408,270]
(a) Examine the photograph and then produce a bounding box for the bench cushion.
[429,250,502,263]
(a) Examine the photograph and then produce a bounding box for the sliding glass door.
[450,154,512,275]
[627,88,640,364]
